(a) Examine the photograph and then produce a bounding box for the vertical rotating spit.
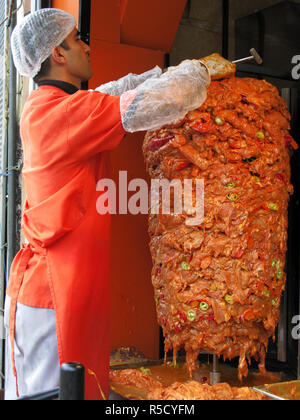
[210,354,221,385]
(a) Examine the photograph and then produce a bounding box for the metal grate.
[0,0,7,390]
[0,0,6,168]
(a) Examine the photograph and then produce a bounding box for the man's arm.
[94,66,162,96]
[120,60,210,133]
[119,55,235,133]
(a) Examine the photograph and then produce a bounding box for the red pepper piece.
[275,173,286,183]
[148,135,175,152]
[175,323,183,332]
[189,298,209,305]
[233,248,245,259]
[199,315,214,323]
[179,312,187,322]
[254,204,271,213]
[190,122,213,133]
[176,161,190,171]
[228,139,243,149]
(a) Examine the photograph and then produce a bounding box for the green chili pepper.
[268,203,278,211]
[276,260,281,270]
[272,299,278,307]
[276,270,282,280]
[167,361,177,368]
[225,182,236,189]
[263,289,270,298]
[181,261,190,270]
[257,131,265,140]
[271,260,276,268]
[140,367,152,375]
[187,310,196,322]
[199,302,209,311]
[227,193,239,201]
[215,117,224,126]
[225,294,234,305]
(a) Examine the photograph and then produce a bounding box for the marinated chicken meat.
[201,53,236,80]
[109,368,266,400]
[110,368,163,392]
[143,76,298,381]
[147,380,266,400]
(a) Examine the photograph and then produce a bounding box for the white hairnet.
[11,8,76,78]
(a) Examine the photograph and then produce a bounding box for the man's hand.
[200,53,236,80]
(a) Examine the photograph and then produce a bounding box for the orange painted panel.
[89,39,165,88]
[120,0,128,20]
[121,0,187,52]
[109,133,158,359]
[89,40,164,359]
[90,0,120,43]
[51,0,79,22]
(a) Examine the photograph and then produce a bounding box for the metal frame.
[79,0,91,90]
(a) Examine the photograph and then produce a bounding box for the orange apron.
[6,85,126,399]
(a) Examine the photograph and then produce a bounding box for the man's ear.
[51,46,67,65]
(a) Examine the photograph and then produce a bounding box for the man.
[4,8,231,400]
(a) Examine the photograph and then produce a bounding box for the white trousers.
[4,296,60,400]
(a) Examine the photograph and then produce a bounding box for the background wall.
[170,0,300,65]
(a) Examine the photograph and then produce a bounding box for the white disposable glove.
[120,59,210,133]
[94,66,162,96]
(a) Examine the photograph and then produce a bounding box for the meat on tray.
[109,368,267,400]
[143,76,298,381]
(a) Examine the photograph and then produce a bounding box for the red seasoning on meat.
[143,76,298,381]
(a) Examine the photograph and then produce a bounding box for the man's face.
[62,28,93,83]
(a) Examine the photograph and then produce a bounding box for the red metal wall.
[51,0,187,360]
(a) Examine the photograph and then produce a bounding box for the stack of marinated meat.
[143,76,298,380]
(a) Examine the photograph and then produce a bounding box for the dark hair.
[33,40,71,84]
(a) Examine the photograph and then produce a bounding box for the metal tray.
[253,380,300,400]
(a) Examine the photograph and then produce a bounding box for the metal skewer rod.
[232,48,263,65]
[209,353,221,385]
[213,353,219,372]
